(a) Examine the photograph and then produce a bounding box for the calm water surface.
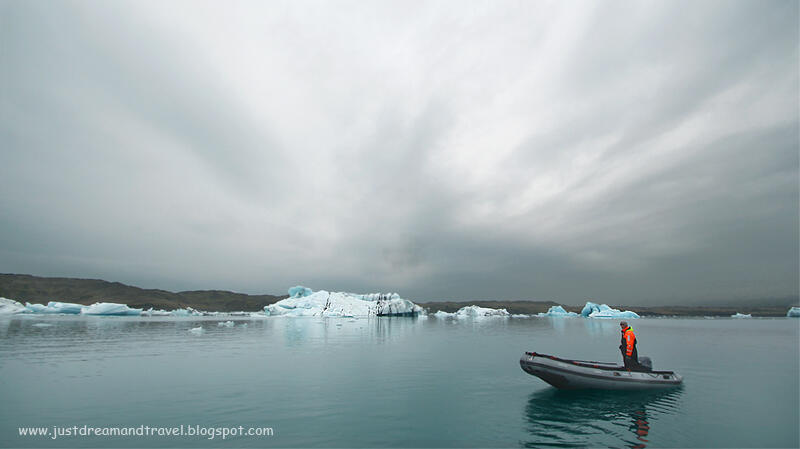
[0,315,797,448]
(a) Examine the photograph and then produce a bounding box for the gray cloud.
[1,0,797,304]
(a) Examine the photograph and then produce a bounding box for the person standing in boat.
[619,321,639,370]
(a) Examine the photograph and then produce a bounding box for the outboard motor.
[638,356,653,372]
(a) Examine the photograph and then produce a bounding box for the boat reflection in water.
[522,387,683,448]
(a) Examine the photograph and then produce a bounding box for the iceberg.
[288,286,314,298]
[25,301,84,314]
[217,320,234,327]
[80,302,143,316]
[787,307,800,318]
[731,312,752,319]
[580,302,640,319]
[431,306,509,318]
[0,297,27,314]
[512,314,532,318]
[454,305,510,317]
[264,287,423,317]
[189,327,204,334]
[537,305,578,317]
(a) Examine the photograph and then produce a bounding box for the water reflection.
[522,387,683,448]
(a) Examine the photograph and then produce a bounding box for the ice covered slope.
[787,307,800,318]
[0,297,27,314]
[264,287,423,317]
[580,302,640,319]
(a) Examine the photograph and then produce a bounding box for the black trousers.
[621,346,639,370]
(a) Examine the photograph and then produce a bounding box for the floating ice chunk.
[537,305,578,317]
[580,302,639,319]
[1,298,28,314]
[80,302,142,316]
[170,308,202,316]
[217,320,234,327]
[24,301,84,314]
[238,323,248,327]
[25,303,49,313]
[787,307,800,318]
[189,327,204,334]
[433,310,455,318]
[32,323,53,327]
[142,308,171,316]
[512,314,531,318]
[454,305,510,318]
[731,312,752,318]
[264,289,423,317]
[288,286,314,298]
[48,301,84,314]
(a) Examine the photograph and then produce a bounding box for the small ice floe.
[238,323,248,327]
[0,297,28,314]
[787,307,800,318]
[142,308,171,316]
[32,323,53,327]
[580,302,640,319]
[189,327,204,334]
[81,302,142,316]
[731,312,752,319]
[171,308,202,317]
[512,314,531,318]
[217,321,234,327]
[433,310,455,318]
[537,306,578,317]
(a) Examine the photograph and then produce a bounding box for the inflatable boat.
[520,352,683,390]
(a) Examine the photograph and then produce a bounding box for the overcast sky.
[1,0,797,304]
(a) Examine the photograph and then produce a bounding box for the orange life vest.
[621,326,636,356]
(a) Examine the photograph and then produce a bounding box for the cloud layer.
[1,0,797,304]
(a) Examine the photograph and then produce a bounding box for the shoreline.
[2,273,797,317]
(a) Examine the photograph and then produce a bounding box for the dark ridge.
[0,273,286,312]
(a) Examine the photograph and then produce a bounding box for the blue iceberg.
[288,286,313,298]
[265,288,423,317]
[537,305,578,317]
[580,302,640,319]
[80,302,142,316]
[25,301,84,314]
[787,307,800,318]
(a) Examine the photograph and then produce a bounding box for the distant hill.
[0,274,286,312]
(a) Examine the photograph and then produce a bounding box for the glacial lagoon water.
[0,315,797,448]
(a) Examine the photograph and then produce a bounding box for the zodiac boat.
[520,352,683,390]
